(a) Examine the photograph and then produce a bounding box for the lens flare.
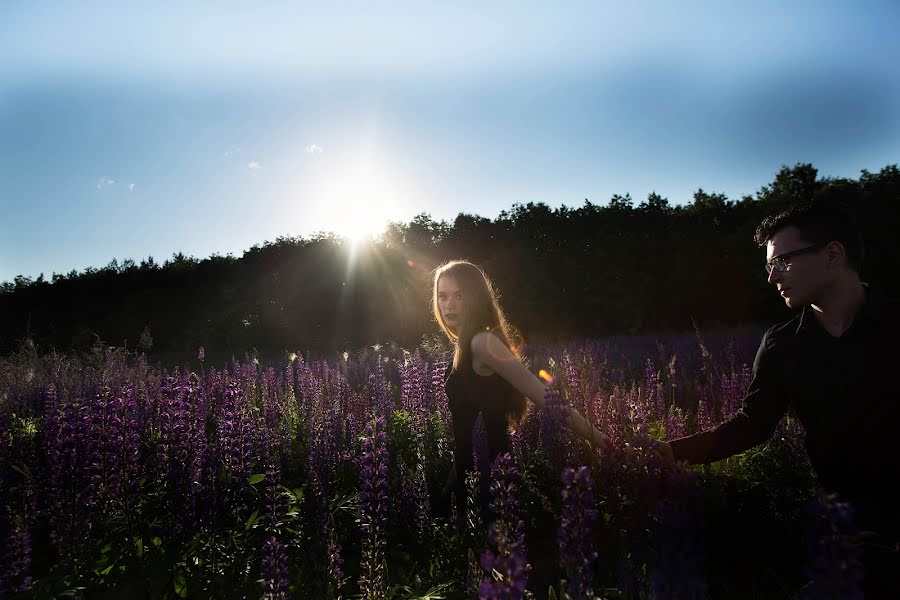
[538,369,554,384]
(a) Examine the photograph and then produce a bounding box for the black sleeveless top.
[444,352,518,503]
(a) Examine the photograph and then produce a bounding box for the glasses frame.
[765,243,825,275]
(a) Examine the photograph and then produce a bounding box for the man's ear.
[824,241,848,268]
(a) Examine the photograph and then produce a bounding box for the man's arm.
[664,327,791,465]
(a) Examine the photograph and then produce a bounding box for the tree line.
[2,163,898,365]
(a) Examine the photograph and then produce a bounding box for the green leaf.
[174,574,188,598]
[135,538,143,558]
[152,536,162,547]
[248,473,265,485]
[245,508,260,530]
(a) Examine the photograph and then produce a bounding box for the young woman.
[433,260,607,506]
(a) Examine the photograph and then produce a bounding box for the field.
[0,332,858,599]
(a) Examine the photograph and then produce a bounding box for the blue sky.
[2,0,898,284]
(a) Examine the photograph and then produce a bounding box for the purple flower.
[479,453,528,599]
[400,353,428,433]
[359,415,390,600]
[260,534,289,600]
[539,389,575,471]
[0,515,32,594]
[558,466,598,600]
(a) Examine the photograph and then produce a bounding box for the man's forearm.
[668,412,773,464]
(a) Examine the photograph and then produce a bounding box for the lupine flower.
[326,511,347,597]
[400,353,428,436]
[0,515,32,594]
[370,362,393,418]
[359,416,390,600]
[803,491,864,600]
[479,452,528,600]
[558,466,598,600]
[644,359,667,421]
[539,389,575,471]
[695,387,714,432]
[260,534,289,600]
[465,469,484,547]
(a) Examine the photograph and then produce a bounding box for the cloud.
[224,145,242,157]
[247,160,263,170]
[96,177,115,189]
[304,144,324,155]
[128,183,136,192]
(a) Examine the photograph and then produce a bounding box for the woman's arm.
[471,332,607,449]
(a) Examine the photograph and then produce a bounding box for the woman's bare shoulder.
[470,330,512,361]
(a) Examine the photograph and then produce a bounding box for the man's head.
[754,202,864,308]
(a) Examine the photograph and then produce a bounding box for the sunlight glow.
[309,161,410,243]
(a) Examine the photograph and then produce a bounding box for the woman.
[433,260,606,508]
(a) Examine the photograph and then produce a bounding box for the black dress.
[443,354,519,507]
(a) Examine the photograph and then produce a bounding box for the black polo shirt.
[670,285,900,536]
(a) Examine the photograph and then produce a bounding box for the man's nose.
[767,267,782,285]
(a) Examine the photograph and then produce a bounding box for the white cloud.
[96,177,115,189]
[305,144,324,155]
[247,160,263,170]
[128,183,136,192]
[224,145,242,157]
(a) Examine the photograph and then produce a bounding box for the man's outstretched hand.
[653,440,675,466]
[621,439,676,467]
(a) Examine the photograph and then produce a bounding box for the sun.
[310,162,409,243]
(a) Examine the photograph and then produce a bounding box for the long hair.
[432,260,527,425]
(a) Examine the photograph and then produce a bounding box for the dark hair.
[754,201,865,271]
[432,260,527,426]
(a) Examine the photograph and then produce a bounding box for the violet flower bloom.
[539,389,574,472]
[558,466,598,600]
[359,415,390,600]
[260,534,289,600]
[327,523,346,597]
[0,515,32,594]
[479,452,528,600]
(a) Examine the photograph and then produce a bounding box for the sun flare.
[310,162,409,243]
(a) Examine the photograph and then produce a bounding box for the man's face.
[766,226,830,308]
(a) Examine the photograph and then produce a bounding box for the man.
[656,201,899,597]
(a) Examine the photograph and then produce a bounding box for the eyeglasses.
[764,244,824,275]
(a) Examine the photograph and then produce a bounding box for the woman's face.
[437,275,464,333]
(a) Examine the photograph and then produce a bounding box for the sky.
[2,0,899,284]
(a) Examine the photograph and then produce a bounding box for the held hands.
[652,440,676,466]
[622,439,676,468]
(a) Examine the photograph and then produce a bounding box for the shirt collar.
[795,282,879,335]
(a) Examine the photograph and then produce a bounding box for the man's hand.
[652,440,675,466]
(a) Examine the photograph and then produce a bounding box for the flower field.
[0,333,857,599]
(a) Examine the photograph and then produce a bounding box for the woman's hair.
[432,260,527,425]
